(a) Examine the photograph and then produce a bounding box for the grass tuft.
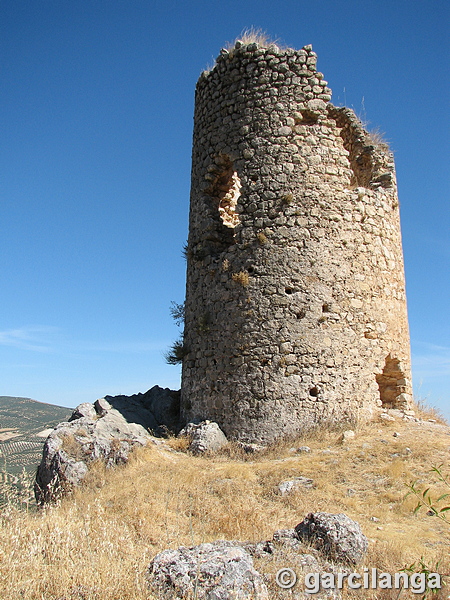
[232,271,250,287]
[225,27,275,50]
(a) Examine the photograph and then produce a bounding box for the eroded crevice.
[299,110,319,125]
[376,354,409,409]
[205,155,241,228]
[328,105,394,190]
[219,171,241,228]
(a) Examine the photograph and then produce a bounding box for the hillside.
[0,407,449,599]
[0,396,72,498]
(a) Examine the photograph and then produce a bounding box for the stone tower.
[181,40,412,442]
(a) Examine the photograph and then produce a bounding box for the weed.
[401,557,444,599]
[367,127,390,149]
[60,432,88,461]
[166,301,186,365]
[225,28,278,51]
[232,271,250,287]
[281,192,294,205]
[256,232,268,245]
[413,397,447,424]
[164,338,188,365]
[196,312,211,334]
[169,301,185,327]
[406,465,450,525]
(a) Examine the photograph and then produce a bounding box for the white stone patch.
[218,171,241,228]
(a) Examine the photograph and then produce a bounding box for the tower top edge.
[197,41,318,85]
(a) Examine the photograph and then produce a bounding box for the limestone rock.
[379,413,395,422]
[295,512,368,565]
[103,385,181,435]
[340,430,355,443]
[278,477,315,495]
[94,397,111,416]
[148,541,268,599]
[272,528,303,550]
[35,398,151,504]
[307,98,327,114]
[179,421,228,454]
[270,531,342,599]
[236,441,267,453]
[68,402,97,421]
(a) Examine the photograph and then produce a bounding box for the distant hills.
[0,397,72,486]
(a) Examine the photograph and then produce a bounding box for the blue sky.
[1,0,449,418]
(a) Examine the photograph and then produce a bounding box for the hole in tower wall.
[376,354,408,409]
[219,171,241,228]
[205,155,241,229]
[300,110,319,125]
[327,106,375,189]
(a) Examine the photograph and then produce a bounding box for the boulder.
[35,398,151,504]
[68,402,97,421]
[295,512,368,565]
[148,540,268,599]
[251,530,342,599]
[103,386,181,435]
[179,421,228,454]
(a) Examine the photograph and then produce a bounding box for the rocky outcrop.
[103,386,181,436]
[148,541,269,599]
[295,512,368,565]
[35,398,151,504]
[179,420,228,454]
[35,386,181,504]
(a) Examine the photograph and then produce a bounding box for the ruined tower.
[181,40,412,442]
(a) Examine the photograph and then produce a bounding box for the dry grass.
[232,270,250,287]
[367,127,390,149]
[257,231,269,245]
[60,431,91,461]
[413,396,448,424]
[225,27,279,51]
[1,415,449,599]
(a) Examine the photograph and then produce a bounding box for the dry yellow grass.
[0,412,449,599]
[225,27,279,51]
[232,270,250,287]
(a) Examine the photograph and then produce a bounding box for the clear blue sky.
[1,0,449,418]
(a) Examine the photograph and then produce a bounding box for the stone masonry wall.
[181,41,412,443]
